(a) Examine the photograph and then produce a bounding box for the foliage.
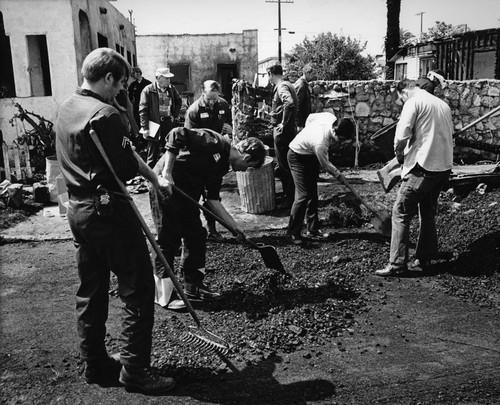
[400,28,417,46]
[285,32,376,81]
[9,102,56,172]
[421,21,455,42]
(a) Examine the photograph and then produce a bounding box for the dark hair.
[132,67,142,74]
[236,137,267,167]
[81,48,130,83]
[267,64,283,76]
[335,118,355,140]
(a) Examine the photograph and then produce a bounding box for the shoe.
[167,299,186,311]
[84,352,121,384]
[207,231,225,243]
[184,282,222,301]
[410,259,432,271]
[119,365,175,395]
[374,264,408,277]
[305,230,330,239]
[287,234,304,246]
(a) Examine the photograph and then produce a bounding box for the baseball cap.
[155,67,174,78]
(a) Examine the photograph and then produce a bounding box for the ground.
[1,168,499,404]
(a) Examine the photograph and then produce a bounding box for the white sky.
[112,0,500,60]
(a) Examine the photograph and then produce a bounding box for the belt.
[68,186,130,201]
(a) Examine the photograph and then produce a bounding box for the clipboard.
[140,121,160,138]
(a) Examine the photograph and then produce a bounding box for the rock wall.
[311,79,500,165]
[232,79,500,166]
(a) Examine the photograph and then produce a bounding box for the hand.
[234,229,247,243]
[221,123,233,135]
[276,123,284,133]
[158,173,174,198]
[141,129,150,140]
[395,151,405,164]
[335,172,346,183]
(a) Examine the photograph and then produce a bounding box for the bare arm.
[206,199,245,237]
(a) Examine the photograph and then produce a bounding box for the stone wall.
[311,79,500,165]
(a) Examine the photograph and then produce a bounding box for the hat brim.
[157,73,174,78]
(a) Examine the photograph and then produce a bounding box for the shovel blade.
[255,243,290,277]
[370,212,392,237]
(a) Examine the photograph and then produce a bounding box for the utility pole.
[265,0,294,64]
[415,11,426,40]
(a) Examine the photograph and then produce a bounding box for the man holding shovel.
[286,112,354,245]
[151,128,266,305]
[375,79,453,276]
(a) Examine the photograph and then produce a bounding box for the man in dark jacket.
[55,47,174,395]
[267,63,298,208]
[139,67,182,168]
[293,63,313,131]
[128,67,151,128]
[184,80,233,242]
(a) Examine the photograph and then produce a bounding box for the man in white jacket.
[376,80,453,276]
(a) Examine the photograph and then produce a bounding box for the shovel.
[337,175,392,237]
[172,185,292,278]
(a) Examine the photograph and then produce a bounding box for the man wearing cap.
[139,67,182,168]
[128,67,151,129]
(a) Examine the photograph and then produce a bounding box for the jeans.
[67,195,155,368]
[390,166,450,268]
[273,125,296,203]
[287,150,320,236]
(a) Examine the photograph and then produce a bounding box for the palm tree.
[385,0,401,80]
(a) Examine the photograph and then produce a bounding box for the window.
[132,54,137,67]
[395,63,407,80]
[169,64,190,93]
[473,50,495,79]
[0,12,15,97]
[419,58,433,78]
[115,43,120,53]
[27,35,51,96]
[97,33,108,47]
[126,50,132,65]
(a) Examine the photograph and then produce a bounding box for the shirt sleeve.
[278,83,296,126]
[89,109,138,183]
[184,105,198,129]
[395,99,417,143]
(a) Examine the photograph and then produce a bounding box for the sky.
[112,0,500,60]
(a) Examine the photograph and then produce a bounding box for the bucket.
[371,121,397,160]
[236,156,275,213]
[45,155,61,203]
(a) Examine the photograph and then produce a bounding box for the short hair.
[302,63,313,74]
[132,67,142,74]
[82,48,130,83]
[203,80,221,92]
[267,64,283,76]
[335,118,355,140]
[395,79,417,93]
[235,137,267,168]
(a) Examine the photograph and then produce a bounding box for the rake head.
[181,326,229,356]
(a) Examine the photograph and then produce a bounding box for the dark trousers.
[273,125,296,203]
[287,150,320,236]
[150,182,207,285]
[67,195,155,368]
[146,120,175,168]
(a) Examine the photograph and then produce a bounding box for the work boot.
[305,230,330,240]
[287,234,304,246]
[207,230,225,243]
[374,264,408,277]
[184,282,222,301]
[119,365,175,395]
[84,352,121,385]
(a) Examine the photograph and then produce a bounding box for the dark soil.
[1,182,500,404]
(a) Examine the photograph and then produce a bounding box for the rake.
[89,130,230,358]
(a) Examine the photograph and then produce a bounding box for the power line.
[265,0,294,63]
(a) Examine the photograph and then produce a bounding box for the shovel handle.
[88,130,201,327]
[338,174,379,216]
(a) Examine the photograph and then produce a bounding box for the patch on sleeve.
[200,112,209,118]
[213,153,221,162]
[122,136,131,149]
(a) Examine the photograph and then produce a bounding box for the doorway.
[217,64,238,103]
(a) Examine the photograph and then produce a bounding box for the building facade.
[136,30,258,103]
[0,0,135,144]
